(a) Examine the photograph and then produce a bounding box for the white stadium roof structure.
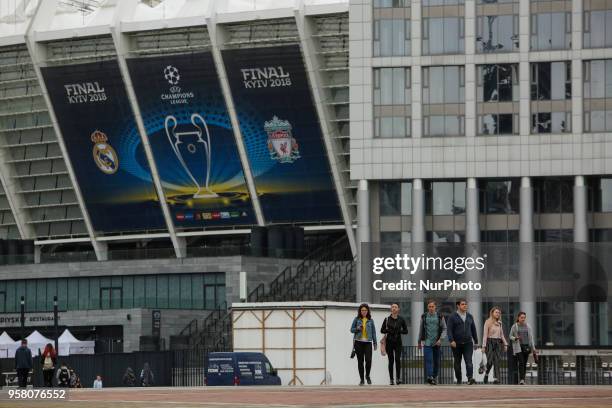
[0,0,355,259]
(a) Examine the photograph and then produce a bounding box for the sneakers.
[389,380,395,386]
[467,378,476,385]
[359,380,365,386]
[426,376,434,385]
[519,380,525,385]
[395,379,402,385]
[431,378,438,385]
[366,377,372,385]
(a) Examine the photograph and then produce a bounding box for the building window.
[588,177,612,212]
[477,64,519,135]
[535,229,574,242]
[479,180,519,214]
[373,1,411,57]
[427,181,466,215]
[583,60,612,132]
[423,66,465,136]
[100,287,122,310]
[530,0,572,50]
[583,3,612,49]
[422,0,465,55]
[374,68,411,138]
[534,178,574,213]
[380,181,412,216]
[530,62,572,134]
[0,273,225,313]
[476,0,519,53]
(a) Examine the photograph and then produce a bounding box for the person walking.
[447,299,478,385]
[418,300,447,385]
[41,343,57,387]
[140,362,154,387]
[14,339,32,388]
[350,303,377,385]
[509,311,537,385]
[381,303,408,385]
[482,307,508,384]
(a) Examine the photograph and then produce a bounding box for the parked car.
[205,352,281,386]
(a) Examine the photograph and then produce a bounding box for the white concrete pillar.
[519,177,536,335]
[574,175,591,345]
[465,178,482,342]
[357,180,370,302]
[410,179,426,345]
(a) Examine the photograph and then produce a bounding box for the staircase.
[178,236,355,351]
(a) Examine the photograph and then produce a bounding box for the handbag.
[350,340,356,359]
[380,319,389,357]
[521,344,532,354]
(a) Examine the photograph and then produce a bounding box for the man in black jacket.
[381,303,408,385]
[14,339,32,388]
[447,299,478,385]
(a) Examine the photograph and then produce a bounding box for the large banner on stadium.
[41,61,165,233]
[127,52,255,228]
[222,45,341,223]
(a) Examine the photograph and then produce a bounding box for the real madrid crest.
[91,130,119,175]
[265,116,300,164]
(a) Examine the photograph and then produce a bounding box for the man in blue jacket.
[447,299,478,385]
[14,339,32,388]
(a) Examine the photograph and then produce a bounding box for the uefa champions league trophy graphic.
[164,113,217,199]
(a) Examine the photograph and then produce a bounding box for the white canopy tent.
[25,330,54,355]
[0,331,18,358]
[58,329,94,356]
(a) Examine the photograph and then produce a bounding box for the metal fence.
[399,346,612,385]
[2,347,611,387]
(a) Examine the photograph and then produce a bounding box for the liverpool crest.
[91,130,119,175]
[265,116,300,164]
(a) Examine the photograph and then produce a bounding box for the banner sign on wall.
[41,61,165,233]
[222,45,341,223]
[127,52,255,228]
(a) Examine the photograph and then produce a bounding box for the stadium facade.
[0,0,609,351]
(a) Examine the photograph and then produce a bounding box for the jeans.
[354,340,372,381]
[17,368,29,388]
[386,341,401,382]
[485,338,504,381]
[423,345,441,379]
[516,351,529,382]
[451,342,474,383]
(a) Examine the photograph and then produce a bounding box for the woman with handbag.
[381,303,408,385]
[509,311,537,385]
[350,303,377,385]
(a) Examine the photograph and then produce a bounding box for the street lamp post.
[20,296,25,340]
[53,296,59,352]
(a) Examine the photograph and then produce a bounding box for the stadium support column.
[465,178,482,343]
[519,176,536,337]
[206,16,265,227]
[357,180,370,302]
[411,179,425,345]
[574,175,591,345]
[295,7,357,257]
[24,0,106,261]
[110,33,186,259]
